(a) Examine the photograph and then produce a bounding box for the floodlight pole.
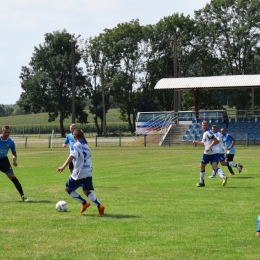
[251,55,255,116]
[173,28,180,122]
[71,40,76,124]
[71,34,81,124]
[101,64,106,136]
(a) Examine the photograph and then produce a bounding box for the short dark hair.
[73,129,84,139]
[2,125,10,131]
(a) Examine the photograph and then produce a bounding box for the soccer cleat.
[208,175,216,178]
[196,182,205,187]
[238,165,243,174]
[222,177,228,187]
[98,204,105,215]
[80,202,90,213]
[229,172,235,176]
[22,195,29,202]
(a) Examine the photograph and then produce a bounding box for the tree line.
[17,0,260,136]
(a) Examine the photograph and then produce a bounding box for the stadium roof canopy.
[154,74,260,120]
[154,74,260,90]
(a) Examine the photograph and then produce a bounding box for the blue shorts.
[65,176,94,191]
[218,153,225,162]
[201,154,219,165]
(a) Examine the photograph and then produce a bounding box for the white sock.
[69,190,85,203]
[200,171,205,183]
[216,168,226,179]
[87,192,100,207]
[227,162,238,167]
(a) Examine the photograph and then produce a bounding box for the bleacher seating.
[255,134,260,144]
[195,123,200,129]
[182,135,188,141]
[247,123,254,129]
[254,123,260,129]
[241,123,247,129]
[189,135,195,141]
[237,128,244,134]
[250,117,255,123]
[244,128,251,134]
[248,134,255,145]
[198,129,204,135]
[191,129,197,135]
[236,134,241,140]
[230,129,237,135]
[183,117,260,145]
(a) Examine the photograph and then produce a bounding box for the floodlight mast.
[70,34,81,124]
[173,28,180,122]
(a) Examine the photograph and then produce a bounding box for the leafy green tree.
[0,105,8,117]
[194,0,260,110]
[85,20,147,133]
[4,105,14,116]
[18,30,90,137]
[83,34,113,134]
[107,20,147,133]
[11,104,30,116]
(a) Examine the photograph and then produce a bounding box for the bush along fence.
[8,123,130,136]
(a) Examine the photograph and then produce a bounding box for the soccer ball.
[55,200,68,212]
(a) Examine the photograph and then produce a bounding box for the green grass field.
[0,144,259,260]
[0,108,122,126]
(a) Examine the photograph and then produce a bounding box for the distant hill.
[0,109,123,126]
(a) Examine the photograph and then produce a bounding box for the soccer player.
[256,215,260,237]
[193,121,228,187]
[209,125,243,178]
[62,124,87,173]
[57,129,105,215]
[62,124,76,173]
[221,128,243,175]
[0,125,29,201]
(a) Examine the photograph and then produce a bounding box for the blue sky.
[0,0,209,104]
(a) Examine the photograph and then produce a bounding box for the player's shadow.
[82,213,139,219]
[233,176,253,179]
[16,200,52,203]
[95,186,119,189]
[223,186,257,189]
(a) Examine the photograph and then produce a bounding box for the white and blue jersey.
[215,131,226,162]
[201,129,218,155]
[0,135,16,158]
[222,133,236,155]
[70,141,92,180]
[201,129,219,164]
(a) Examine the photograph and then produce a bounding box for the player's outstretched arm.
[56,155,74,172]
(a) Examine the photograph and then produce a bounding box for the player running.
[0,125,29,201]
[209,125,243,178]
[193,121,228,187]
[57,129,104,215]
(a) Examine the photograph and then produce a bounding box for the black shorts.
[0,157,13,174]
[226,154,234,161]
[69,161,74,170]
